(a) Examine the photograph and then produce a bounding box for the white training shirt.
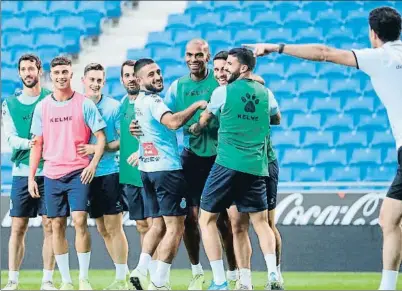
[352,40,402,150]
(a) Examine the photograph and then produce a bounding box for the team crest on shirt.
[180,198,187,209]
[142,142,159,157]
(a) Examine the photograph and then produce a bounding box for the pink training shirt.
[41,92,91,179]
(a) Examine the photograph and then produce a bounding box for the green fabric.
[119,97,143,187]
[7,88,50,167]
[175,71,220,157]
[267,135,277,163]
[216,79,270,176]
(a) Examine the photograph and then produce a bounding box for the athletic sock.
[115,263,126,281]
[55,253,72,283]
[226,269,238,281]
[8,271,19,283]
[379,269,398,290]
[153,260,171,287]
[239,268,252,287]
[191,263,204,277]
[42,269,54,282]
[264,253,278,279]
[77,251,91,280]
[148,260,158,282]
[210,260,226,285]
[277,264,283,282]
[137,253,151,275]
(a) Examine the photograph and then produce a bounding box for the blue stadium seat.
[174,29,202,46]
[357,113,389,131]
[303,130,334,148]
[104,1,122,18]
[48,1,77,17]
[6,34,34,50]
[272,130,301,149]
[1,81,18,97]
[370,130,395,149]
[293,166,327,182]
[82,13,103,36]
[256,63,285,79]
[127,48,152,60]
[102,82,113,95]
[384,148,398,166]
[330,78,361,99]
[298,79,329,99]
[263,28,293,44]
[315,10,343,34]
[56,15,85,32]
[77,1,106,16]
[326,27,355,46]
[37,47,61,71]
[212,1,242,13]
[241,1,269,14]
[291,113,321,130]
[222,11,251,30]
[329,166,361,182]
[146,31,174,50]
[317,63,350,79]
[349,148,382,167]
[281,149,313,167]
[311,97,341,114]
[185,1,212,15]
[284,10,313,31]
[331,1,364,19]
[315,148,348,167]
[163,65,187,82]
[2,17,27,33]
[30,16,57,34]
[110,83,126,100]
[271,1,302,18]
[252,11,282,29]
[365,166,396,182]
[35,33,64,50]
[336,131,368,149]
[166,14,193,31]
[153,47,182,66]
[234,29,262,46]
[279,98,309,114]
[21,1,49,19]
[279,166,293,182]
[294,27,324,43]
[364,1,393,11]
[2,68,20,83]
[205,30,232,47]
[1,1,20,18]
[343,96,374,115]
[345,9,368,36]
[193,12,222,31]
[268,80,297,100]
[1,51,15,68]
[286,62,317,80]
[302,1,332,18]
[323,113,354,131]
[106,66,121,82]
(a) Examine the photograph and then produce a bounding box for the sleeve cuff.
[351,50,359,70]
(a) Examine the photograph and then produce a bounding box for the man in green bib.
[189,48,282,290]
[2,54,56,290]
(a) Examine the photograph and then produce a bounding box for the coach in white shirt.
[245,6,402,290]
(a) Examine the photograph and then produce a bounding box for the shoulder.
[105,96,121,108]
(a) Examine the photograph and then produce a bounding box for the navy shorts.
[181,148,216,207]
[201,163,268,214]
[122,184,150,221]
[44,169,90,218]
[387,147,402,201]
[10,176,47,218]
[140,170,188,218]
[266,159,279,211]
[88,173,127,219]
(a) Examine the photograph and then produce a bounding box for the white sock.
[226,269,238,281]
[277,264,283,282]
[115,263,126,281]
[210,260,226,285]
[8,271,19,283]
[379,269,398,290]
[42,269,54,282]
[239,268,252,287]
[264,254,278,278]
[136,253,151,275]
[77,251,91,280]
[191,263,204,277]
[153,261,171,287]
[55,253,72,283]
[148,260,158,282]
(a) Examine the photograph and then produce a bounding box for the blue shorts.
[44,169,90,218]
[181,148,216,207]
[122,184,150,221]
[140,170,188,218]
[10,176,47,218]
[201,163,268,214]
[88,173,127,219]
[266,159,279,211]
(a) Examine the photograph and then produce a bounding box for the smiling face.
[137,62,164,93]
[82,69,105,98]
[19,60,41,89]
[121,64,140,95]
[185,40,210,76]
[50,65,73,90]
[213,59,228,86]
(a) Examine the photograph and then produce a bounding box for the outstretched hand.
[242,43,279,57]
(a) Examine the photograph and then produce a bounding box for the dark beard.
[21,77,39,88]
[126,88,140,95]
[227,71,240,84]
[145,83,163,93]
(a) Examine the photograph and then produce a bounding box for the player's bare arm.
[28,135,43,198]
[243,43,358,68]
[80,129,106,184]
[160,100,207,130]
[189,109,214,136]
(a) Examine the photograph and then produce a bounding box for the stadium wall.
[2,193,400,272]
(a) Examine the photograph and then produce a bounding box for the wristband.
[278,43,285,54]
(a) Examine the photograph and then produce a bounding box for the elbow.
[320,45,332,62]
[166,121,180,131]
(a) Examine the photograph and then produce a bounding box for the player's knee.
[136,220,150,235]
[11,221,28,238]
[231,220,248,235]
[379,211,399,233]
[42,218,53,237]
[72,215,88,232]
[51,219,66,236]
[96,223,109,238]
[151,219,166,236]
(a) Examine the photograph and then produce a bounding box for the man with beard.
[2,54,56,290]
[212,51,284,289]
[29,56,106,290]
[128,58,207,290]
[189,48,282,290]
[77,63,129,290]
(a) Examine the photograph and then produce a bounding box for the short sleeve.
[149,95,172,123]
[83,98,106,133]
[206,86,227,115]
[30,101,43,136]
[267,88,279,116]
[164,80,178,112]
[113,103,121,132]
[352,48,382,77]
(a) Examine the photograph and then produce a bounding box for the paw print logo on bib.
[241,93,259,113]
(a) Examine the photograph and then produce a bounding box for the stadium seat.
[315,9,343,34]
[110,83,126,100]
[2,17,27,33]
[153,47,182,66]
[279,166,293,182]
[323,113,355,131]
[222,11,251,30]
[302,1,332,18]
[315,148,348,167]
[284,10,313,31]
[21,1,49,19]
[303,130,334,148]
[293,166,327,182]
[48,1,78,17]
[166,14,193,31]
[2,68,20,84]
[146,31,174,50]
[279,98,309,114]
[234,29,262,46]
[1,1,20,18]
[294,27,324,43]
[163,65,187,81]
[6,34,34,50]
[204,30,233,48]
[331,1,364,19]
[384,148,398,166]
[281,149,313,167]
[328,166,361,182]
[193,12,222,31]
[1,51,15,68]
[184,1,212,15]
[311,97,341,114]
[330,78,361,99]
[365,166,396,182]
[336,131,368,149]
[298,79,329,99]
[127,48,152,60]
[82,12,103,36]
[212,1,242,13]
[268,80,297,100]
[1,81,18,98]
[241,1,269,14]
[286,62,317,80]
[106,66,121,83]
[271,130,301,149]
[326,27,355,46]
[174,29,202,46]
[35,33,64,50]
[37,47,61,71]
[77,1,106,16]
[263,28,293,45]
[252,11,283,29]
[370,130,395,149]
[30,16,57,34]
[104,1,122,18]
[271,1,302,18]
[317,63,350,79]
[56,15,85,32]
[256,63,285,79]
[349,148,382,167]
[357,113,390,131]
[343,96,374,115]
[291,113,322,130]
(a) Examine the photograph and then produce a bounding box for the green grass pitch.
[1,269,401,290]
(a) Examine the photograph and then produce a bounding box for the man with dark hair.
[29,56,106,290]
[77,63,129,290]
[128,58,207,290]
[189,48,282,290]
[212,50,284,289]
[2,54,56,290]
[245,6,402,290]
